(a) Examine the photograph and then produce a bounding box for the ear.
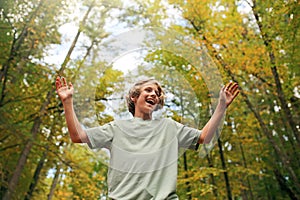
[130,96,137,103]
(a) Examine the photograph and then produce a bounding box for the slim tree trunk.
[24,147,49,200]
[178,90,192,199]
[24,121,60,200]
[273,169,298,200]
[47,165,61,200]
[239,142,254,200]
[205,152,218,198]
[57,0,95,76]
[183,152,192,200]
[217,136,232,200]
[0,0,44,106]
[2,92,51,200]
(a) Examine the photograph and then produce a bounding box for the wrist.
[217,100,227,110]
[62,97,73,107]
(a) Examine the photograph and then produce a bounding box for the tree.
[166,0,299,198]
[0,0,122,198]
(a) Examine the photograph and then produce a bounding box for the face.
[131,83,160,119]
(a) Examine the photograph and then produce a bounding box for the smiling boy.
[56,77,239,199]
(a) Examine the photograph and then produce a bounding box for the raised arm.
[198,82,239,144]
[56,76,89,143]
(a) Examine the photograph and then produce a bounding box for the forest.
[0,0,299,199]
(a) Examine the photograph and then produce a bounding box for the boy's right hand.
[55,76,74,103]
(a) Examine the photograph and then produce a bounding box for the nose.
[149,90,157,97]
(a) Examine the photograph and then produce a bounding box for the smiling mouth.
[146,99,155,105]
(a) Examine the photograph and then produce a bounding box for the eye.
[145,87,152,92]
[155,90,160,97]
[143,86,161,96]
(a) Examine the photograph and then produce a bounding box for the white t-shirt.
[86,117,201,200]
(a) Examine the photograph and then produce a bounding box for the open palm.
[56,77,74,102]
[219,82,239,108]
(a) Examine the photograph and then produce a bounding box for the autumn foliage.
[0,0,299,199]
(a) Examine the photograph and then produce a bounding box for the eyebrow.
[144,86,159,92]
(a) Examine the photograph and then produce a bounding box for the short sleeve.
[85,122,115,149]
[168,119,201,150]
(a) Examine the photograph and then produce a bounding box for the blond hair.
[126,79,165,116]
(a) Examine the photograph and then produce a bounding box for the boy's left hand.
[219,82,240,108]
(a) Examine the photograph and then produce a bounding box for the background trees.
[0,0,299,199]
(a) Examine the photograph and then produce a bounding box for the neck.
[134,113,152,120]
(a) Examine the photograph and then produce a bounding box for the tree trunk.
[57,0,95,76]
[0,0,44,106]
[183,152,192,200]
[24,147,48,200]
[2,92,51,200]
[205,152,218,198]
[217,137,232,200]
[47,165,61,200]
[239,142,254,200]
[179,90,192,199]
[273,169,299,200]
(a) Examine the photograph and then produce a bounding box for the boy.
[56,76,239,199]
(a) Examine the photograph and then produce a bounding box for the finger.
[226,82,237,91]
[231,86,240,100]
[233,89,240,98]
[225,82,233,91]
[221,84,226,92]
[69,82,73,89]
[62,77,67,87]
[55,77,62,89]
[230,83,239,94]
[55,80,60,89]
